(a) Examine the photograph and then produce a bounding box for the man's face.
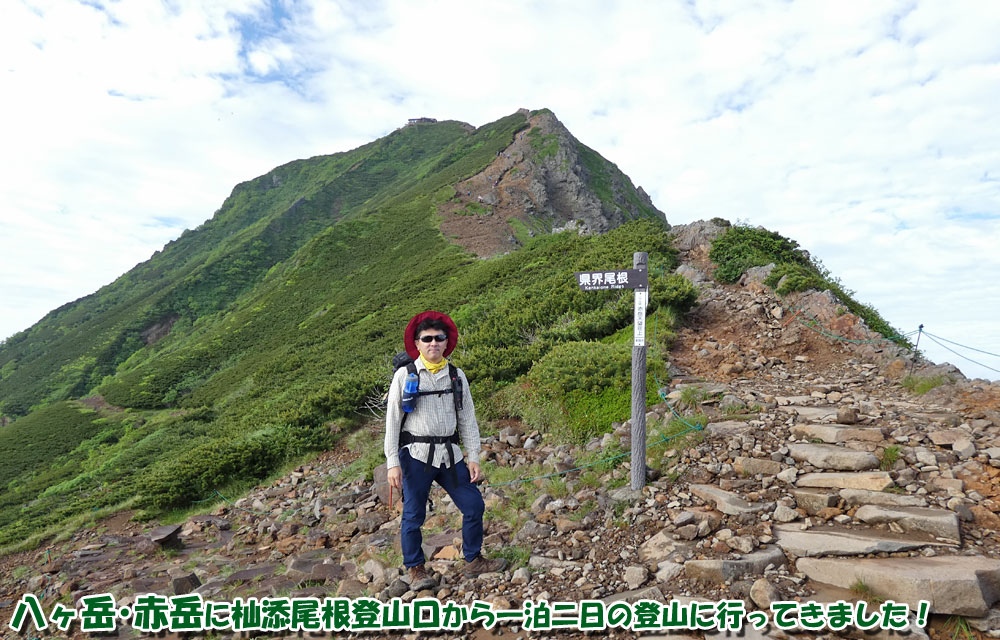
[415,328,448,364]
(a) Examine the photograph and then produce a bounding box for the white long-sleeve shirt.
[384,358,480,470]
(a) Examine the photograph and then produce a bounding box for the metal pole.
[631,252,648,490]
[908,324,924,376]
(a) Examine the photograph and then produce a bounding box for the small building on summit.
[407,117,437,125]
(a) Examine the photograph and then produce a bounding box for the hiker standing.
[384,311,507,591]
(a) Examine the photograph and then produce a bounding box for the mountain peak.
[439,108,667,257]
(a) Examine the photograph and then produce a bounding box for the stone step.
[790,488,838,515]
[689,484,773,516]
[773,523,952,557]
[797,555,1000,616]
[854,505,961,541]
[684,546,786,583]
[778,405,840,422]
[733,456,783,476]
[839,488,927,508]
[790,423,885,444]
[788,443,879,471]
[796,471,893,491]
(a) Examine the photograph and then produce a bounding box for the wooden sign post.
[575,251,649,490]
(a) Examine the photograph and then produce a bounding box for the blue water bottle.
[401,372,419,413]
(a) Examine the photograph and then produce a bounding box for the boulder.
[514,521,553,543]
[705,421,751,438]
[836,407,859,424]
[928,430,964,446]
[733,457,783,476]
[788,444,879,471]
[779,406,838,421]
[172,573,201,595]
[624,565,648,590]
[355,511,389,534]
[750,578,781,609]
[689,484,773,516]
[148,525,182,546]
[372,464,391,506]
[790,489,838,515]
[638,529,691,567]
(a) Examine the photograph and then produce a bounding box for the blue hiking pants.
[399,447,485,567]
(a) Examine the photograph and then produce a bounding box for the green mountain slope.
[0,109,682,550]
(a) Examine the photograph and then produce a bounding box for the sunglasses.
[418,334,448,343]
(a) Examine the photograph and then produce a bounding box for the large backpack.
[392,352,464,474]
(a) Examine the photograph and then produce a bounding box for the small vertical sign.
[634,289,647,347]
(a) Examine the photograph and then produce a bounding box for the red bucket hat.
[404,311,458,360]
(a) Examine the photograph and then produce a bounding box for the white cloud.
[1,0,999,381]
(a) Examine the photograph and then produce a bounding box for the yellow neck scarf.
[420,354,448,374]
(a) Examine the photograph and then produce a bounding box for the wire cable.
[922,331,1000,360]
[922,332,1000,375]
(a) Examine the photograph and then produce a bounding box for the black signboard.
[575,268,648,291]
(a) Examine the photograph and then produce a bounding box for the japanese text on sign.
[576,269,648,291]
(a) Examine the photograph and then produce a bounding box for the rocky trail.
[3,223,1000,639]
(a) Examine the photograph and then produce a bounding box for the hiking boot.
[407,564,437,592]
[463,554,508,577]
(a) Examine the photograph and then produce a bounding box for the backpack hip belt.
[398,431,461,475]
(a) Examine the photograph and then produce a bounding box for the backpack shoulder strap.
[449,363,463,413]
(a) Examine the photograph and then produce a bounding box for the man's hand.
[387,466,402,491]
[468,462,483,484]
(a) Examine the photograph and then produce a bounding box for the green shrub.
[502,341,664,442]
[709,225,810,283]
[658,273,699,311]
[879,445,901,471]
[142,428,291,509]
[489,545,531,569]
[764,263,825,295]
[901,374,951,395]
[526,341,632,395]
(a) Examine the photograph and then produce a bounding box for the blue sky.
[1,0,999,380]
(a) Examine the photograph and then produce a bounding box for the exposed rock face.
[141,315,179,346]
[439,110,667,256]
